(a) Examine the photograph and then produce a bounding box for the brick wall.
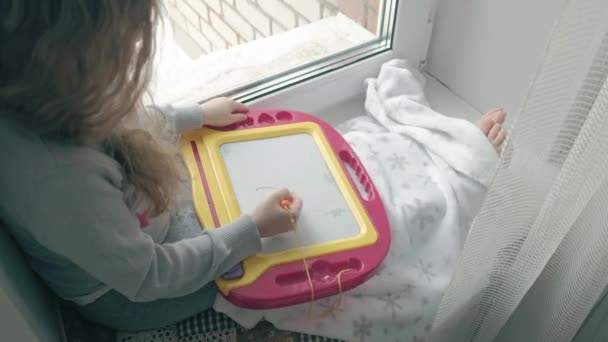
[164,0,380,55]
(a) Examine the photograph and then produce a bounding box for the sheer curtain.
[429,0,608,341]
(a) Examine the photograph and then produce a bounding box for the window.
[152,0,397,104]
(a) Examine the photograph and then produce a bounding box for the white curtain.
[430,0,608,341]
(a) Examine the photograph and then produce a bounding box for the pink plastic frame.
[199,109,391,309]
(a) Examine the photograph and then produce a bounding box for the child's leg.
[76,213,218,332]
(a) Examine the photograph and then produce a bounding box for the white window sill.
[251,70,481,128]
[424,73,481,122]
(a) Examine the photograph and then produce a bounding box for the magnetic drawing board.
[180,109,391,310]
[221,134,361,254]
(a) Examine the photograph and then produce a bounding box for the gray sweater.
[0,104,261,305]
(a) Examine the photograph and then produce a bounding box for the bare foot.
[475,108,507,153]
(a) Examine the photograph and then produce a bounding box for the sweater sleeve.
[25,166,261,302]
[149,102,203,134]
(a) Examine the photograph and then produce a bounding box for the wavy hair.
[0,0,182,214]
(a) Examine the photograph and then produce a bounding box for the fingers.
[289,192,303,217]
[270,188,291,200]
[282,192,302,232]
[230,113,248,123]
[231,100,249,113]
[269,188,303,220]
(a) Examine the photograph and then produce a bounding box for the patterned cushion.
[61,303,342,342]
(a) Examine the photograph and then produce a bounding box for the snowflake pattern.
[414,214,434,231]
[379,293,404,318]
[350,293,365,300]
[353,316,373,342]
[416,174,436,186]
[369,149,381,158]
[368,167,382,176]
[387,153,409,170]
[415,259,436,282]
[430,204,444,216]
[318,298,345,320]
[374,263,389,277]
[402,283,416,296]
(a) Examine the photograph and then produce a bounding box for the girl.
[0,0,302,332]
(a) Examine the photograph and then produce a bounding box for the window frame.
[179,0,437,115]
[230,0,399,103]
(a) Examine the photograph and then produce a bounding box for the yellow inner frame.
[180,122,378,295]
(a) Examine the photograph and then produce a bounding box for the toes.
[483,107,507,124]
[488,123,502,140]
[477,121,494,135]
[484,107,503,117]
[496,140,505,154]
[475,117,494,135]
[491,110,507,124]
[493,127,507,146]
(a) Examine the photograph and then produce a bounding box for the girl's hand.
[252,189,304,238]
[200,97,249,127]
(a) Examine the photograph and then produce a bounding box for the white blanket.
[214,60,498,341]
